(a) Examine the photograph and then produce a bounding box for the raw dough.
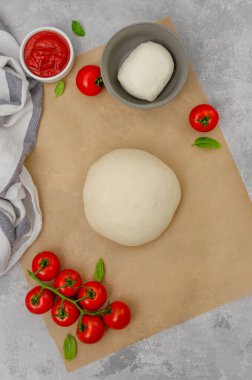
[117,41,174,102]
[83,149,181,247]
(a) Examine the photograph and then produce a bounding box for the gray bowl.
[101,22,189,110]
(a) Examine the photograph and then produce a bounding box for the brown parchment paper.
[22,18,252,371]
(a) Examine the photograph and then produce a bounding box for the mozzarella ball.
[117,41,174,101]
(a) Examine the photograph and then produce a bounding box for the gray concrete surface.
[0,0,252,379]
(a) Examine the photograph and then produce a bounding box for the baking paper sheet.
[22,18,252,371]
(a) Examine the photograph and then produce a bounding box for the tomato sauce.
[24,30,70,78]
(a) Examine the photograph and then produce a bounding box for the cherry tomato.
[76,315,105,344]
[25,286,55,314]
[51,299,80,327]
[76,65,104,96]
[77,281,107,311]
[189,104,219,132]
[103,301,131,330]
[54,269,82,297]
[32,251,60,281]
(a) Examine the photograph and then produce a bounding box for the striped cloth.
[0,20,43,276]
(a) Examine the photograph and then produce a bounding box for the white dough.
[83,149,181,247]
[117,41,174,102]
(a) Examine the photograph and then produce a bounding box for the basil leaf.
[94,258,105,282]
[192,137,221,149]
[63,334,77,361]
[54,80,65,97]
[72,20,85,37]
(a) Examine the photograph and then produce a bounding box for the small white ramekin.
[20,26,75,83]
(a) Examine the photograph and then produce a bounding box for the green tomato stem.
[60,297,64,308]
[37,286,44,298]
[33,258,49,276]
[75,295,89,303]
[95,77,104,88]
[196,115,211,127]
[31,286,44,305]
[27,270,109,317]
[27,270,84,315]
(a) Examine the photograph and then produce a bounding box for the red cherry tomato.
[51,299,80,327]
[76,65,104,96]
[54,269,82,297]
[189,104,219,132]
[32,251,60,281]
[25,286,55,314]
[103,301,131,330]
[77,281,107,311]
[76,315,105,344]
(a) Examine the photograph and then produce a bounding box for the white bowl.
[20,26,75,83]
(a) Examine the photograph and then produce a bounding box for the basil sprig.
[63,334,77,361]
[94,258,105,282]
[54,80,65,97]
[72,20,85,36]
[192,137,221,149]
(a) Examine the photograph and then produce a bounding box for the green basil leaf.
[192,137,221,149]
[94,258,105,282]
[63,334,77,361]
[72,20,85,36]
[54,80,65,97]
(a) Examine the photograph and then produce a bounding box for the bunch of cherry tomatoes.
[25,251,131,344]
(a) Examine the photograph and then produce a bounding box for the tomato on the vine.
[77,281,107,311]
[103,301,131,330]
[76,65,104,96]
[25,286,55,314]
[189,104,219,132]
[54,269,82,297]
[51,299,80,327]
[32,251,60,281]
[76,315,105,344]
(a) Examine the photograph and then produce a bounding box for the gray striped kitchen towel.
[0,20,43,275]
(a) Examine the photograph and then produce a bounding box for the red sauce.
[24,30,70,78]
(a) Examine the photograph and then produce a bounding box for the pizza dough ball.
[117,41,174,101]
[83,149,181,246]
